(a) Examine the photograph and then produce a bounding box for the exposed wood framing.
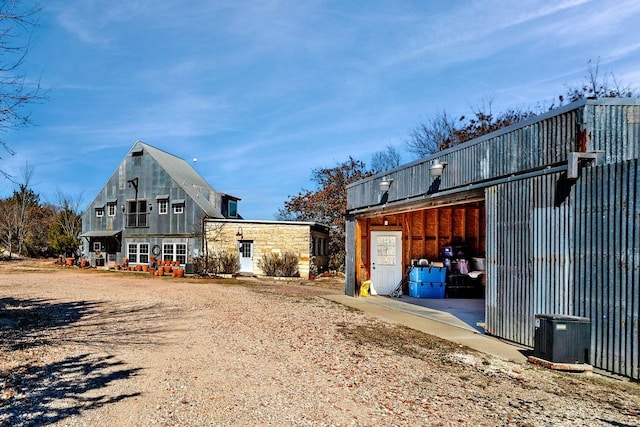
[355,202,485,283]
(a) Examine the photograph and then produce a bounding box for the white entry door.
[370,231,402,295]
[239,241,253,274]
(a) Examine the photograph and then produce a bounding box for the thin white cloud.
[4,0,640,220]
[53,0,157,45]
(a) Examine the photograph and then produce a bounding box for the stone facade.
[204,220,329,279]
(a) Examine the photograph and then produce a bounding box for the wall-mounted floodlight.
[378,177,393,204]
[429,160,447,177]
[379,177,393,194]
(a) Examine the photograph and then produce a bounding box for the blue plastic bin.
[408,281,446,298]
[409,266,446,283]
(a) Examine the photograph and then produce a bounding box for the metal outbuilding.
[345,98,640,379]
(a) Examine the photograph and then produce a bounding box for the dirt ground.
[1,259,639,426]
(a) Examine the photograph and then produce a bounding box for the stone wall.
[204,221,318,279]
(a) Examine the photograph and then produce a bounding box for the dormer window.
[228,200,238,218]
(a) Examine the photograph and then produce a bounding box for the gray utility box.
[534,314,591,364]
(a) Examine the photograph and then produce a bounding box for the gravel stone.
[0,260,639,426]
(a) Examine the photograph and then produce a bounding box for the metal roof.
[132,141,231,218]
[80,230,122,238]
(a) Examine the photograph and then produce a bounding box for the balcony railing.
[126,212,150,228]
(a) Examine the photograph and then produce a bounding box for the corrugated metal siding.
[585,103,640,163]
[574,160,640,379]
[345,215,357,296]
[485,172,572,345]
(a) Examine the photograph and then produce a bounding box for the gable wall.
[84,148,209,236]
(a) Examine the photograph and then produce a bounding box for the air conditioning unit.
[534,314,590,364]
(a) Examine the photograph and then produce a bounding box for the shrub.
[258,252,299,277]
[193,251,240,276]
[218,251,240,274]
[193,254,218,276]
[258,253,280,276]
[280,252,299,277]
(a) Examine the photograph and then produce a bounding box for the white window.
[139,243,149,264]
[107,202,116,217]
[163,244,173,262]
[95,207,104,218]
[127,242,150,264]
[128,243,138,263]
[163,243,187,264]
[173,203,184,214]
[176,244,186,263]
[158,199,168,215]
[93,242,101,252]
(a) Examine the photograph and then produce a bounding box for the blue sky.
[1,0,640,219]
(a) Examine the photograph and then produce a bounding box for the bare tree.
[559,58,637,105]
[370,144,402,174]
[406,100,536,159]
[14,161,34,254]
[405,110,459,158]
[0,1,44,179]
[48,192,83,257]
[0,196,17,256]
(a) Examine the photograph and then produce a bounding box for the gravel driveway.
[1,260,639,426]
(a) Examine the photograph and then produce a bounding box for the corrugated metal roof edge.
[348,164,568,216]
[79,230,122,237]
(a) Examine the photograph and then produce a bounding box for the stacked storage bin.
[408,266,447,298]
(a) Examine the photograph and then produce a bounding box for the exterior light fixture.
[236,227,244,250]
[127,177,139,191]
[429,160,447,177]
[378,177,393,204]
[379,177,393,194]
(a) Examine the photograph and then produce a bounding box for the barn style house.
[81,141,329,277]
[346,98,640,379]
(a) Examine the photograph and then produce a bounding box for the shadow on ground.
[0,297,183,350]
[0,353,141,426]
[0,297,99,350]
[0,297,185,426]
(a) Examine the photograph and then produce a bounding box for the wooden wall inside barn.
[356,202,485,282]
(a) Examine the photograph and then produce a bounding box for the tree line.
[0,164,82,259]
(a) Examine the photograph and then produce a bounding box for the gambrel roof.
[130,141,238,219]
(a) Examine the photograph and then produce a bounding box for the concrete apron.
[323,294,528,363]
